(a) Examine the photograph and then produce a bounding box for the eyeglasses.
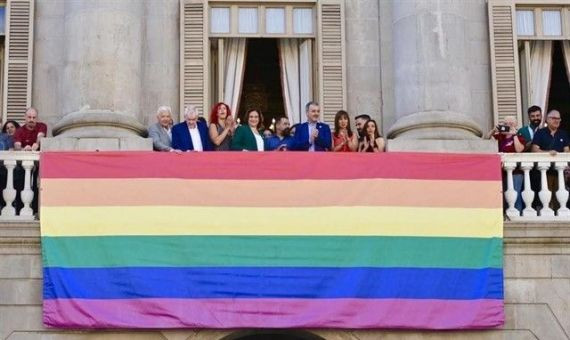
[548,117,561,120]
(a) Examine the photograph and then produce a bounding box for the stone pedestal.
[388,0,486,148]
[48,0,149,150]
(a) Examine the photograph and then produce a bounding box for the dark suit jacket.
[231,125,264,151]
[171,121,212,151]
[291,122,332,151]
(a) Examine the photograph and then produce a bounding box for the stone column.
[47,0,150,150]
[344,1,381,127]
[387,0,493,152]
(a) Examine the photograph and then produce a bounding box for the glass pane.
[266,8,285,34]
[210,7,230,34]
[293,8,314,34]
[516,10,534,36]
[542,10,562,36]
[239,8,258,34]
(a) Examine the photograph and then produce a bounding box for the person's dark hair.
[355,114,371,121]
[333,110,354,138]
[275,116,288,124]
[527,106,542,115]
[209,102,232,125]
[363,119,381,140]
[244,109,264,129]
[305,101,319,113]
[2,120,20,134]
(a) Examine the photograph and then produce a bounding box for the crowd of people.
[487,105,568,212]
[148,101,386,153]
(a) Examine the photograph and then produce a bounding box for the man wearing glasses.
[531,110,569,154]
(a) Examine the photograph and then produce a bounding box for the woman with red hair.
[209,102,235,151]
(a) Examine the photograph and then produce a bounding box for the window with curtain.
[515,6,570,124]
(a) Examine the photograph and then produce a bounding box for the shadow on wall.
[222,330,325,340]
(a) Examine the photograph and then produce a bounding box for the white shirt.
[188,125,203,151]
[164,127,172,141]
[308,122,317,152]
[254,133,264,151]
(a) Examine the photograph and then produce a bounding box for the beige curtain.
[561,41,570,88]
[529,41,553,112]
[223,38,247,116]
[279,39,313,124]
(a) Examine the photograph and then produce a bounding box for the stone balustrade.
[0,152,39,221]
[502,152,570,221]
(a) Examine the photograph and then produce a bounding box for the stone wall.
[1,221,568,339]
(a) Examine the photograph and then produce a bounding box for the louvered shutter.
[318,0,346,125]
[488,0,521,124]
[2,0,34,123]
[180,0,208,121]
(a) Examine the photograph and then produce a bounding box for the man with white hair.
[148,106,177,152]
[171,105,212,151]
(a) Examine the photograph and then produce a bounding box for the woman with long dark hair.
[358,119,385,152]
[332,110,357,152]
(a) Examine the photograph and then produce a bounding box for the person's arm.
[314,126,332,150]
[486,126,498,139]
[209,124,231,146]
[290,126,310,151]
[332,135,346,152]
[171,126,182,151]
[513,135,524,153]
[374,137,386,152]
[230,126,244,151]
[149,125,172,151]
[348,134,358,151]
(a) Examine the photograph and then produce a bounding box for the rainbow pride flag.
[40,152,504,329]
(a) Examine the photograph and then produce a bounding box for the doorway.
[237,38,285,130]
[547,41,570,132]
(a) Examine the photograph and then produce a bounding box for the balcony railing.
[0,151,39,221]
[501,153,570,221]
[0,151,568,222]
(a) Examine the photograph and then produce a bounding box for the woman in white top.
[230,109,265,151]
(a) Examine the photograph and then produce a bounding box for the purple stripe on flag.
[44,298,504,329]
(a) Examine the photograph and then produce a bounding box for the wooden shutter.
[2,0,34,123]
[180,0,208,121]
[488,0,521,124]
[318,0,346,125]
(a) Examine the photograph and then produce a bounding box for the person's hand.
[277,144,287,151]
[23,145,32,151]
[171,149,183,154]
[310,129,319,143]
[549,150,557,156]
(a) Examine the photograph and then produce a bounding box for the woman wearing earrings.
[358,119,385,152]
[209,102,235,151]
[231,109,265,151]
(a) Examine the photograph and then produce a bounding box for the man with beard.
[265,116,292,151]
[355,114,371,140]
[518,106,543,151]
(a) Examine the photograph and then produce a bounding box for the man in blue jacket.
[171,105,212,151]
[291,101,332,151]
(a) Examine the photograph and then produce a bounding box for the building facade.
[0,0,569,339]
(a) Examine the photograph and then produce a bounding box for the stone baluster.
[537,161,554,217]
[19,160,35,218]
[1,160,17,217]
[503,161,519,218]
[520,162,537,217]
[555,161,570,217]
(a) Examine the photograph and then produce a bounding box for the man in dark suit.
[171,105,212,151]
[291,101,332,151]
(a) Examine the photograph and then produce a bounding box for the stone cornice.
[1,221,569,255]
